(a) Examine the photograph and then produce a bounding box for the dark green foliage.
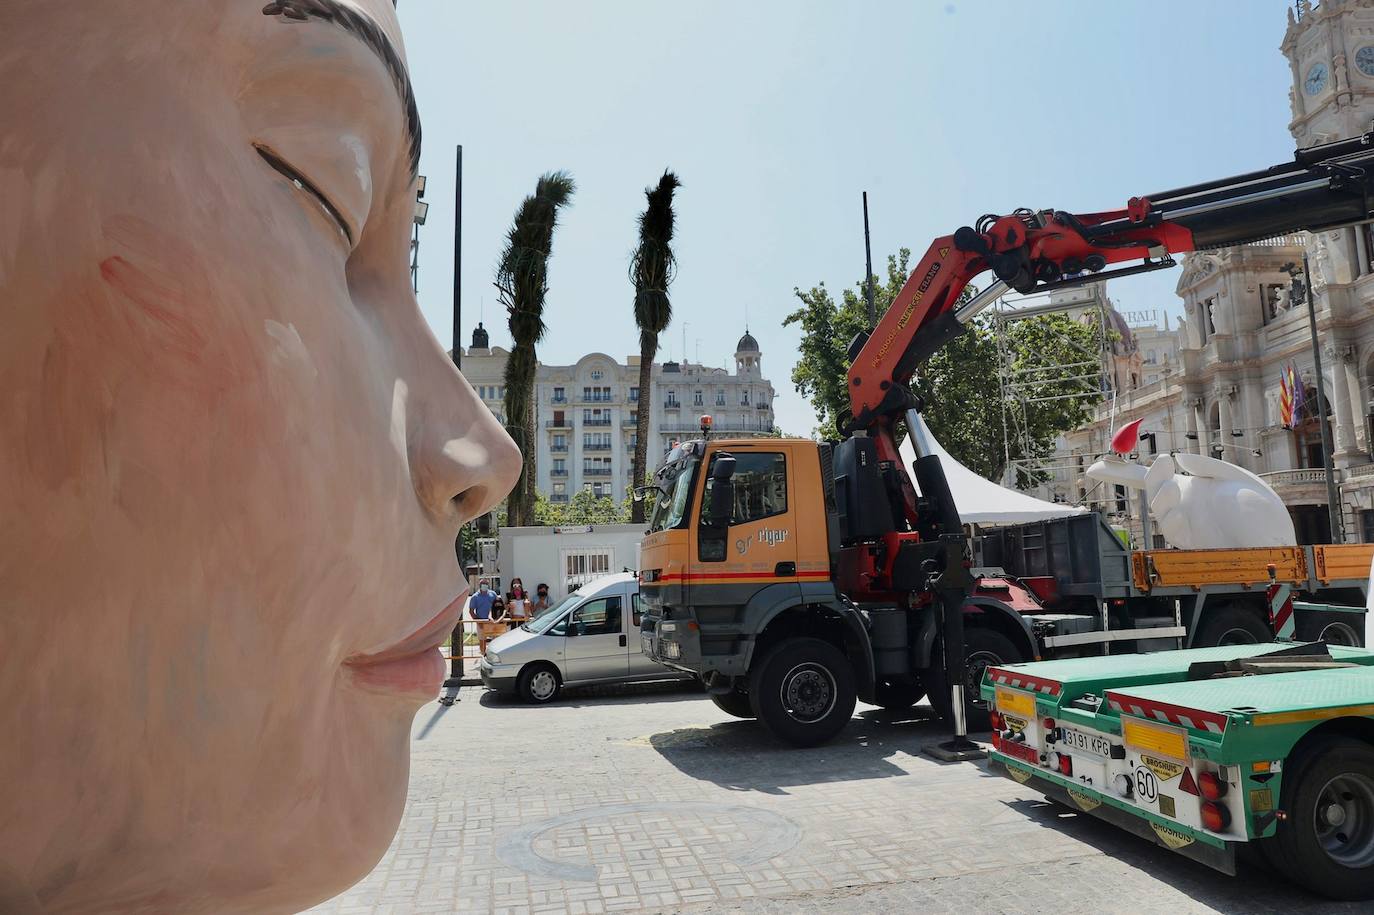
[497,172,576,526]
[629,171,681,523]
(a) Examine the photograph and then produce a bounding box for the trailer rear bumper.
[988,756,1238,876]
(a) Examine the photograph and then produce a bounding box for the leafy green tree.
[534,489,627,526]
[497,171,576,526]
[629,171,682,525]
[784,249,1101,484]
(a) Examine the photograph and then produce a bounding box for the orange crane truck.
[638,134,1374,748]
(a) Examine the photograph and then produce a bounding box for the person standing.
[506,577,528,621]
[531,583,552,614]
[469,579,496,620]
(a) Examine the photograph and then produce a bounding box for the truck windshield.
[647,457,698,533]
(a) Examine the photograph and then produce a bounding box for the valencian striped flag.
[1279,363,1304,428]
[1279,365,1294,428]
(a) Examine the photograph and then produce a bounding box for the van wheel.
[1273,736,1374,900]
[518,663,561,704]
[1195,605,1271,647]
[710,688,755,719]
[748,637,856,747]
[922,628,1024,732]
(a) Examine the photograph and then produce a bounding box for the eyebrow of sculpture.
[262,0,422,177]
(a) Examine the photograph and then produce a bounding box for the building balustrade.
[549,493,569,503]
[550,445,568,453]
[1260,469,1333,486]
[583,418,612,427]
[583,467,612,476]
[550,468,568,477]
[583,442,611,451]
[545,419,571,429]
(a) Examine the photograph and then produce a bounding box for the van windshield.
[522,592,582,633]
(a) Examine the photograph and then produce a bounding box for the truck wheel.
[1195,605,1271,646]
[517,663,561,704]
[873,680,926,710]
[922,628,1024,732]
[710,688,755,719]
[1273,736,1374,900]
[748,637,857,747]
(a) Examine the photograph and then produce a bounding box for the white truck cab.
[479,572,693,703]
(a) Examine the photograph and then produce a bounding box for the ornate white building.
[459,325,777,504]
[1044,0,1374,545]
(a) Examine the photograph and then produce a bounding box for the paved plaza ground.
[311,679,1366,914]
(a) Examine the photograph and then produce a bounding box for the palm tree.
[629,170,682,524]
[497,171,575,527]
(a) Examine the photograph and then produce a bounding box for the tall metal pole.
[452,145,463,371]
[1303,251,1345,543]
[446,144,466,690]
[863,192,876,327]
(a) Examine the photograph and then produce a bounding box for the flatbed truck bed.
[982,641,1374,899]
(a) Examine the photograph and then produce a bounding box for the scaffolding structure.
[990,284,1116,492]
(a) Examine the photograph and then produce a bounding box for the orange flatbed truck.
[639,134,1374,747]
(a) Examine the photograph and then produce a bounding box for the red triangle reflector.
[1179,768,1199,797]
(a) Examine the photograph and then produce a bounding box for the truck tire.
[1271,736,1374,900]
[873,680,926,710]
[922,628,1024,732]
[1194,605,1271,647]
[517,663,561,704]
[748,637,857,747]
[710,688,755,719]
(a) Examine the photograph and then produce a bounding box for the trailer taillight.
[1199,772,1227,801]
[989,710,1005,731]
[1057,753,1073,777]
[1201,801,1231,832]
[1042,717,1056,730]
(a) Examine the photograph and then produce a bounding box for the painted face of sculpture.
[0,2,519,911]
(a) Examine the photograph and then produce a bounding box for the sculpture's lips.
[343,591,467,697]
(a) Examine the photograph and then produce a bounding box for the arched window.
[1292,385,1332,469]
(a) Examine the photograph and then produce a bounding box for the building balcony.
[583,418,612,427]
[549,493,569,503]
[550,445,568,453]
[545,419,571,429]
[664,400,681,410]
[583,467,612,477]
[550,468,568,477]
[622,416,639,427]
[550,396,568,404]
[584,443,611,452]
[1260,469,1334,505]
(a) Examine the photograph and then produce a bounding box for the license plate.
[1060,727,1112,758]
[641,633,654,655]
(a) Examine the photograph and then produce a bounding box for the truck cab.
[638,436,884,744]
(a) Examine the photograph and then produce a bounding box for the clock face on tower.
[1358,46,1374,77]
[1305,62,1328,95]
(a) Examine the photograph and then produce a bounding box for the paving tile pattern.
[311,681,1361,914]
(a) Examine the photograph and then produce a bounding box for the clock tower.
[1282,0,1374,146]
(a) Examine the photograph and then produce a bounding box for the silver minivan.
[478,572,694,703]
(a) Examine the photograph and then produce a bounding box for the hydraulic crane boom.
[846,132,1374,531]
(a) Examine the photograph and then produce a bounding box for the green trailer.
[981,627,1374,900]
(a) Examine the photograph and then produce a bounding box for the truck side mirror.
[706,455,737,528]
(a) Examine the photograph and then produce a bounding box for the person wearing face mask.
[506,577,528,621]
[531,583,552,614]
[470,579,496,620]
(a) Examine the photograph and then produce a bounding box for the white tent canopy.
[897,414,1085,525]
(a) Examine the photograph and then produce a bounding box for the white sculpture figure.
[1087,420,1296,549]
[1274,284,1291,313]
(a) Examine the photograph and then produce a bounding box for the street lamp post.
[1288,257,1345,543]
[446,145,466,690]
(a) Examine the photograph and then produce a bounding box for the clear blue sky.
[398,0,1299,436]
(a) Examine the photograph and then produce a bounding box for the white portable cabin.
[496,523,645,603]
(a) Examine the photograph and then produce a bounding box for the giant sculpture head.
[0,1,519,910]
